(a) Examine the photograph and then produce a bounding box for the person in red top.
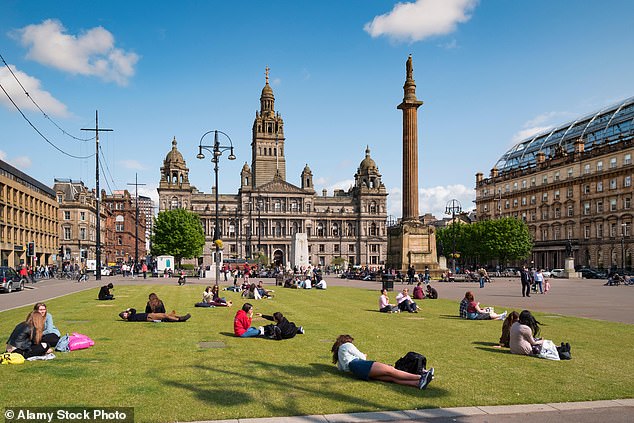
[233,303,263,337]
[141,262,148,279]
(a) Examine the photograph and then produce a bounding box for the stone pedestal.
[564,257,580,278]
[386,221,442,276]
[290,233,309,270]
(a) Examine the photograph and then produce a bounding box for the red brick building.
[101,189,147,264]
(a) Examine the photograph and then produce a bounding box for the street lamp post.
[257,196,263,260]
[197,130,236,286]
[622,223,627,271]
[445,199,462,274]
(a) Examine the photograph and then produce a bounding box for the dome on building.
[165,137,185,165]
[359,146,377,171]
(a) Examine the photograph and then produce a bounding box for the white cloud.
[119,159,146,170]
[510,111,573,144]
[13,19,139,85]
[314,178,355,196]
[364,0,478,43]
[0,150,32,169]
[0,64,70,117]
[138,184,159,212]
[389,184,474,220]
[511,126,551,144]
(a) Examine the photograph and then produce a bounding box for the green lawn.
[1,284,633,422]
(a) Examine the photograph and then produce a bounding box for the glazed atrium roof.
[493,96,634,174]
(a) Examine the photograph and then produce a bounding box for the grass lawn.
[1,284,633,422]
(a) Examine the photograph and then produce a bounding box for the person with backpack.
[261,312,304,340]
[331,334,434,389]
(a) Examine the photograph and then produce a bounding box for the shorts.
[348,359,375,381]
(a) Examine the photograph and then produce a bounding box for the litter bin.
[381,274,394,291]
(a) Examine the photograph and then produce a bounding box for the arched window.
[369,202,377,214]
[332,223,339,237]
[317,223,324,237]
[170,197,179,209]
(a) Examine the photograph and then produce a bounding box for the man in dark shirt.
[118,308,190,322]
[426,285,438,299]
[98,283,114,300]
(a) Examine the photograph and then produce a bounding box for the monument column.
[387,55,441,275]
[397,55,423,222]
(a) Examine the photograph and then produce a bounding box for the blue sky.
[2,0,634,219]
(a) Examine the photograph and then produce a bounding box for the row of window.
[62,227,95,242]
[0,225,57,250]
[0,205,57,234]
[533,221,631,241]
[482,153,633,197]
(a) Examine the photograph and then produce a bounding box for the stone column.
[397,55,423,222]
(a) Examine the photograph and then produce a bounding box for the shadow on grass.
[472,341,499,347]
[156,360,447,418]
[474,346,512,355]
[439,315,462,319]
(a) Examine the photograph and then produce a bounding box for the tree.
[151,209,205,267]
[436,217,533,267]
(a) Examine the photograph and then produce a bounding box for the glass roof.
[493,96,634,173]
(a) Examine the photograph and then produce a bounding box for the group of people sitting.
[233,302,304,340]
[283,275,327,289]
[5,302,60,359]
[378,284,438,313]
[196,285,234,307]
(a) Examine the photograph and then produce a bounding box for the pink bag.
[68,332,95,351]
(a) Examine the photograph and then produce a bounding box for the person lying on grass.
[118,308,191,322]
[261,312,304,340]
[331,334,434,390]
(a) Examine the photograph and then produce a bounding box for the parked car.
[101,267,112,276]
[550,268,566,278]
[0,266,25,293]
[579,268,607,279]
[541,270,552,278]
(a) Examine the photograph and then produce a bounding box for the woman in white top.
[378,288,398,313]
[331,334,434,389]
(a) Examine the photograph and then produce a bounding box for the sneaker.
[497,311,508,320]
[179,313,191,322]
[427,367,435,380]
[418,368,434,390]
[298,326,305,334]
[258,326,265,336]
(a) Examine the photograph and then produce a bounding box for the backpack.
[395,351,427,375]
[68,333,95,351]
[0,352,25,365]
[55,334,71,352]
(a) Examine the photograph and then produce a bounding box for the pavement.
[1,273,632,422]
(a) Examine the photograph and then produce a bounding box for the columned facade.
[158,68,388,270]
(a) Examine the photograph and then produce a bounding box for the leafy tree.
[436,217,533,266]
[151,209,205,267]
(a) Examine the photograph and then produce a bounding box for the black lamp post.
[197,130,236,286]
[622,223,627,271]
[445,199,462,274]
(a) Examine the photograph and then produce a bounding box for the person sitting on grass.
[261,312,304,340]
[145,293,166,313]
[6,311,53,358]
[118,308,191,322]
[233,303,264,337]
[464,291,507,320]
[33,302,60,348]
[510,310,544,356]
[498,311,520,348]
[396,288,419,313]
[459,293,469,319]
[412,282,425,300]
[242,283,262,300]
[257,281,273,298]
[315,278,327,289]
[379,288,399,313]
[98,283,114,300]
[426,285,438,299]
[331,334,434,390]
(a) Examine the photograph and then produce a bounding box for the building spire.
[265,65,270,84]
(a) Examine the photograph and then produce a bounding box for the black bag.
[556,342,572,360]
[395,351,427,375]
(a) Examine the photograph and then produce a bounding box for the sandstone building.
[475,97,633,271]
[158,69,388,269]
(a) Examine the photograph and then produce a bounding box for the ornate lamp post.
[196,130,236,286]
[445,199,462,274]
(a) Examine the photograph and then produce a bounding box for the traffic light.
[27,242,35,257]
[59,246,64,256]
